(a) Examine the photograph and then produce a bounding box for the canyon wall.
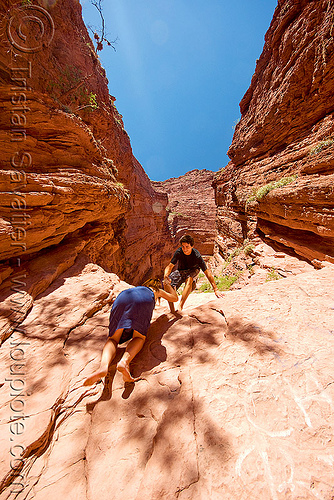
[0,0,173,342]
[213,0,334,266]
[152,169,217,255]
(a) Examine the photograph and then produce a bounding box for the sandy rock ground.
[0,258,333,500]
[197,240,317,294]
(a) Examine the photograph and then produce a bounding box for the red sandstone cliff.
[0,0,173,342]
[213,0,334,266]
[152,169,217,255]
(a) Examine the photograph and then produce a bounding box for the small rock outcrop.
[153,169,217,255]
[213,0,334,266]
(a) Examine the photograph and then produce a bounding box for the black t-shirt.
[171,247,207,272]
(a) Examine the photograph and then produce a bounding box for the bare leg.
[179,277,193,310]
[168,300,176,313]
[165,278,177,313]
[83,338,117,386]
[117,335,145,383]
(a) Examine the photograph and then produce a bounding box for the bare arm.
[204,269,224,298]
[164,262,174,282]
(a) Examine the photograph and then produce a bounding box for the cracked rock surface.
[0,264,334,499]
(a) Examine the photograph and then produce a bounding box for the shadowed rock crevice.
[185,324,200,496]
[0,386,95,497]
[257,219,334,264]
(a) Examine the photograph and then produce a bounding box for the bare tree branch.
[89,0,118,51]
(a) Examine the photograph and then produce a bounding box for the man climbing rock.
[164,234,224,312]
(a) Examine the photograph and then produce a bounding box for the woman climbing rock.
[83,278,178,385]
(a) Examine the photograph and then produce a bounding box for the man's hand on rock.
[214,289,224,299]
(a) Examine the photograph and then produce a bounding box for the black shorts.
[118,328,134,344]
[168,269,200,291]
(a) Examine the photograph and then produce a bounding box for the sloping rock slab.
[0,266,333,499]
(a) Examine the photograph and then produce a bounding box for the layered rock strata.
[153,169,217,255]
[0,0,173,342]
[213,0,334,265]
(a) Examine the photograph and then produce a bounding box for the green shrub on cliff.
[247,175,297,204]
[199,272,242,292]
[265,268,281,282]
[309,139,334,155]
[243,243,255,255]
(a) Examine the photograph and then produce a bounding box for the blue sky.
[80,0,277,181]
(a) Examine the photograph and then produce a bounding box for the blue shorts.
[108,287,155,340]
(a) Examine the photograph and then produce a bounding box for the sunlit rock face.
[153,169,217,255]
[213,0,334,265]
[0,260,333,499]
[0,0,173,341]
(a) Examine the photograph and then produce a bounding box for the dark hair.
[179,234,194,246]
[142,278,162,291]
